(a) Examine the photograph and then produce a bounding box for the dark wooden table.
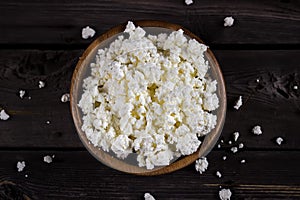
[1,1,300,199]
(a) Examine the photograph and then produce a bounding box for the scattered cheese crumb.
[82,26,96,39]
[39,81,45,88]
[195,157,208,174]
[0,109,10,120]
[228,140,232,145]
[293,85,298,90]
[43,155,53,163]
[28,96,32,100]
[61,93,70,103]
[233,132,239,142]
[216,171,222,178]
[52,155,55,158]
[219,188,232,200]
[46,120,51,124]
[241,159,246,163]
[221,140,224,143]
[217,144,221,148]
[238,143,244,149]
[25,174,28,178]
[144,193,155,200]
[233,96,242,110]
[252,125,262,135]
[231,147,238,153]
[224,16,234,27]
[17,161,26,172]
[185,0,193,5]
[276,137,284,145]
[19,90,26,99]
[222,156,227,160]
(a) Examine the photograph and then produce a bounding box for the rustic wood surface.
[0,0,299,199]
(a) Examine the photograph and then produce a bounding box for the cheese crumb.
[233,96,242,110]
[219,188,232,200]
[228,140,232,145]
[39,81,45,88]
[231,147,238,153]
[252,125,262,135]
[19,90,26,99]
[144,193,155,200]
[216,171,222,178]
[185,0,193,5]
[241,159,246,163]
[25,174,28,178]
[82,26,96,39]
[224,16,234,27]
[17,161,26,172]
[256,79,260,83]
[0,109,10,120]
[61,93,70,103]
[195,157,208,174]
[293,85,298,90]
[238,143,244,149]
[46,120,51,124]
[276,137,283,145]
[43,155,53,163]
[217,144,221,148]
[222,156,227,160]
[233,132,239,141]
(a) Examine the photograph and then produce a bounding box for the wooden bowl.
[70,20,226,175]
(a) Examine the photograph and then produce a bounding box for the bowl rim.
[70,20,226,176]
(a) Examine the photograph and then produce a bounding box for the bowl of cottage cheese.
[70,21,226,175]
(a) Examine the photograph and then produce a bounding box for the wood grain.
[0,50,299,149]
[0,150,299,199]
[0,0,299,46]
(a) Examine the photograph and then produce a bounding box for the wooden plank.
[0,150,299,199]
[0,50,299,149]
[0,0,299,46]
[0,50,83,148]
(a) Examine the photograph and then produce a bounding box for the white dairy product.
[79,21,219,169]
[195,157,208,174]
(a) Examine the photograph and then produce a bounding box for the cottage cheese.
[0,109,10,120]
[19,90,25,99]
[61,93,70,102]
[219,188,232,200]
[224,17,234,27]
[144,193,155,200]
[17,161,26,172]
[293,85,298,90]
[233,96,242,110]
[276,137,283,145]
[82,26,96,39]
[185,0,193,5]
[233,132,239,141]
[216,171,222,178]
[39,81,45,88]
[238,143,244,149]
[230,147,238,153]
[252,125,262,135]
[43,155,53,163]
[195,157,208,174]
[78,21,219,169]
